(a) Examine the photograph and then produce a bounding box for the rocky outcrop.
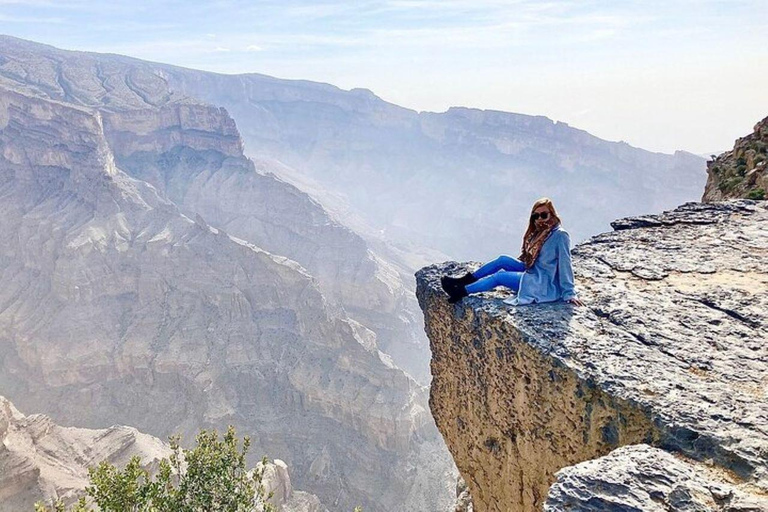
[703,116,768,202]
[454,476,475,512]
[259,459,328,512]
[0,395,326,512]
[417,200,768,511]
[0,395,170,511]
[547,444,767,511]
[0,82,452,511]
[0,33,431,383]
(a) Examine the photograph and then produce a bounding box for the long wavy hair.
[519,197,562,268]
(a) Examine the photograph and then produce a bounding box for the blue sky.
[2,0,767,154]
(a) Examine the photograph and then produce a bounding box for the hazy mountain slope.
[0,35,706,263]
[0,34,431,382]
[0,85,452,511]
[156,66,707,260]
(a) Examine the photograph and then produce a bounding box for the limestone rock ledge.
[416,200,768,512]
[547,444,766,511]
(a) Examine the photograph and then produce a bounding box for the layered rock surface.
[547,444,767,511]
[0,33,431,383]
[417,200,768,511]
[703,116,768,202]
[0,77,452,510]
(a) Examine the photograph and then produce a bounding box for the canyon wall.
[0,33,431,384]
[0,80,452,511]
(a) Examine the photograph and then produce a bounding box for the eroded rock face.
[703,116,768,202]
[0,83,452,511]
[417,200,768,511]
[0,33,431,384]
[0,395,170,511]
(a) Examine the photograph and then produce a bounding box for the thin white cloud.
[246,44,263,52]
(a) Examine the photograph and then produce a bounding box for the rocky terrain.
[0,34,431,384]
[703,116,768,202]
[546,444,767,511]
[259,459,329,512]
[159,66,706,261]
[0,66,453,511]
[0,395,326,512]
[0,33,730,512]
[0,395,169,511]
[417,200,768,511]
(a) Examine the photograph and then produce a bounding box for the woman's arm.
[556,231,579,302]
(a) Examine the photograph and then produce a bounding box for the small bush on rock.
[35,426,275,512]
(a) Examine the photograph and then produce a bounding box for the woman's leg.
[466,270,522,294]
[472,255,526,279]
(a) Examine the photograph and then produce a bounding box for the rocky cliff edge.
[703,116,768,202]
[416,200,768,511]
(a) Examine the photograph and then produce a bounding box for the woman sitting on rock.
[441,197,584,306]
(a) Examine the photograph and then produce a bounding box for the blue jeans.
[466,255,525,294]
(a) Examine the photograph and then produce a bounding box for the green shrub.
[747,188,766,200]
[35,426,275,512]
[719,176,743,192]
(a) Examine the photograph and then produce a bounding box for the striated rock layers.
[417,200,768,511]
[703,116,768,202]
[0,34,430,384]
[0,75,452,510]
[0,395,326,512]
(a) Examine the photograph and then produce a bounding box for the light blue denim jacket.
[504,225,577,306]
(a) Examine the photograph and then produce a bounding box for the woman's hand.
[567,297,584,306]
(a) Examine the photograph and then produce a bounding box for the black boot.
[446,283,468,304]
[441,272,477,292]
[441,274,471,303]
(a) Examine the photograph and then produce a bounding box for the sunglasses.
[531,212,550,221]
